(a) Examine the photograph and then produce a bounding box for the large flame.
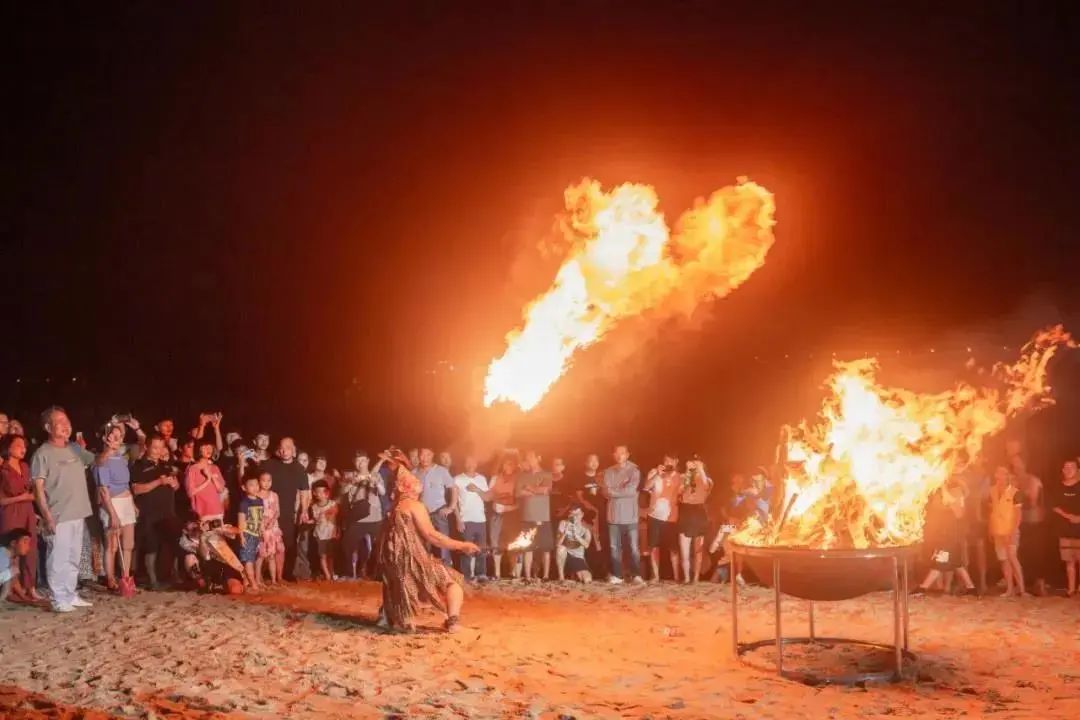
[483,177,776,410]
[733,326,1076,549]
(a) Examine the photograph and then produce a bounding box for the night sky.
[6,2,1079,473]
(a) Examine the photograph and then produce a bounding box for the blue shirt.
[93,453,132,496]
[416,464,454,513]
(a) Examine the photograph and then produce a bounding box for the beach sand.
[1,580,1077,719]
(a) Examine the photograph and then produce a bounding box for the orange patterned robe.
[376,501,463,629]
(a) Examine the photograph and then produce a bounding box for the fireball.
[484,177,776,410]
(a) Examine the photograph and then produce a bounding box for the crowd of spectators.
[0,408,1077,612]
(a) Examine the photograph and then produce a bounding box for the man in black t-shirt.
[263,437,310,581]
[570,453,608,578]
[131,435,180,589]
[1051,459,1080,596]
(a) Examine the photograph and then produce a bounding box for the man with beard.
[263,437,310,580]
[131,435,180,589]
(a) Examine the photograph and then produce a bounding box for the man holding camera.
[340,451,386,579]
[131,435,181,589]
[645,454,682,583]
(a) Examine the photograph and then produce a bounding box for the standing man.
[573,453,608,578]
[131,435,180,589]
[645,453,682,583]
[454,455,489,581]
[154,418,178,456]
[1051,459,1080,596]
[264,437,310,581]
[603,445,643,585]
[516,450,554,581]
[416,448,457,566]
[30,406,98,612]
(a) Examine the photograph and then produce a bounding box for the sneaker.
[608,576,624,585]
[71,596,93,608]
[631,576,645,585]
[52,604,76,613]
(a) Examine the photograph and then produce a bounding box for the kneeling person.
[557,506,593,583]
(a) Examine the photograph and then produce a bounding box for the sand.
[1,580,1078,719]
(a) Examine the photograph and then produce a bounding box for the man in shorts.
[644,453,681,583]
[516,451,554,581]
[1051,459,1080,596]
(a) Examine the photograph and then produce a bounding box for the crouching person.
[557,505,593,583]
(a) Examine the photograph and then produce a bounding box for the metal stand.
[731,550,915,685]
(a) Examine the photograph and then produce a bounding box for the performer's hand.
[460,542,481,555]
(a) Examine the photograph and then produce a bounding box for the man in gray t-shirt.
[30,406,97,612]
[602,444,643,584]
[516,451,554,580]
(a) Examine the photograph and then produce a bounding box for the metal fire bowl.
[732,543,920,601]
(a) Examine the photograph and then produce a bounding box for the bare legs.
[1065,559,1078,596]
[999,543,1027,596]
[555,547,567,580]
[679,535,705,583]
[105,525,135,587]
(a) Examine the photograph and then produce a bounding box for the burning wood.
[507,528,538,551]
[734,325,1076,550]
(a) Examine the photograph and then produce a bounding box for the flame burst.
[733,326,1076,549]
[484,177,776,410]
[507,528,538,551]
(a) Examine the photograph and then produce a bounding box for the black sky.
[5,2,1080,469]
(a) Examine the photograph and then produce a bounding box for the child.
[556,505,593,583]
[178,521,206,589]
[237,475,265,591]
[0,529,35,603]
[310,480,338,581]
[256,471,284,586]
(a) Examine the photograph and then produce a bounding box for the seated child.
[0,529,35,603]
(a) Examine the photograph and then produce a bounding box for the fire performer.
[375,448,480,633]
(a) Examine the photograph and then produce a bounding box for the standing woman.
[94,419,144,591]
[0,434,42,599]
[375,448,479,632]
[677,456,713,584]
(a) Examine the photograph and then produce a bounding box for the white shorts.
[100,494,138,528]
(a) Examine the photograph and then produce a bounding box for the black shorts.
[565,554,590,574]
[677,504,709,538]
[527,521,555,552]
[316,539,335,557]
[136,514,179,554]
[648,517,678,550]
[342,521,382,559]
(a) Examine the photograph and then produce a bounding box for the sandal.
[105,577,119,591]
[444,615,461,633]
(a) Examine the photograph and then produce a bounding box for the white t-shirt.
[454,473,489,523]
[0,547,15,585]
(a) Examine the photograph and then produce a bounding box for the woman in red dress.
[375,448,479,632]
[0,434,40,598]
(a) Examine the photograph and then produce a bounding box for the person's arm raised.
[408,501,477,553]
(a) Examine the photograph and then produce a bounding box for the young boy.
[0,529,35,603]
[237,475,265,591]
[311,481,339,581]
